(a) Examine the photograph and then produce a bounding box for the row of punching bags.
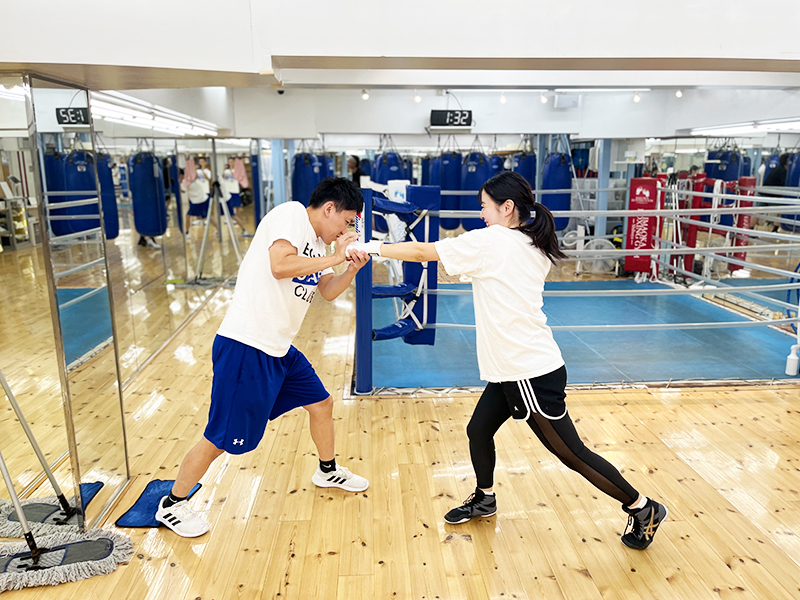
[44,151,168,239]
[416,151,572,231]
[291,153,336,206]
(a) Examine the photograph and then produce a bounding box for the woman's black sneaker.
[444,488,498,524]
[621,499,668,550]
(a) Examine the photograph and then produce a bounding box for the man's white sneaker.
[311,465,369,492]
[155,496,210,537]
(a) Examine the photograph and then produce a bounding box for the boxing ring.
[354,177,800,394]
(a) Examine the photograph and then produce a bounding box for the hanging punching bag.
[96,153,119,239]
[359,157,372,178]
[63,151,101,234]
[374,152,405,184]
[421,157,431,186]
[782,154,800,231]
[704,151,720,179]
[541,152,572,231]
[490,155,505,177]
[439,152,462,230]
[169,155,183,232]
[128,152,167,237]
[512,152,537,188]
[460,152,490,230]
[742,154,752,178]
[764,153,780,182]
[44,151,71,237]
[429,156,441,187]
[291,153,321,206]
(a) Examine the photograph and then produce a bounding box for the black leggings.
[467,382,639,506]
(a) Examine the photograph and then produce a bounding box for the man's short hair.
[780,153,791,167]
[309,177,364,212]
[348,155,359,166]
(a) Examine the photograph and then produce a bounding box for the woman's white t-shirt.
[217,201,334,357]
[434,225,564,383]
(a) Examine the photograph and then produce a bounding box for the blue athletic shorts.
[204,335,329,454]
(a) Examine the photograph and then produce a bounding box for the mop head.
[0,482,103,538]
[0,529,133,592]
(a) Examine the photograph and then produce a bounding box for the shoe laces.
[330,466,353,479]
[168,500,198,521]
[461,492,483,507]
[624,504,652,539]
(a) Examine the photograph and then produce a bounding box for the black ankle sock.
[319,459,336,474]
[163,492,187,508]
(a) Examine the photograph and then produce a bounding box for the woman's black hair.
[479,171,567,263]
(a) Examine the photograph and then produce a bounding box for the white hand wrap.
[346,240,383,258]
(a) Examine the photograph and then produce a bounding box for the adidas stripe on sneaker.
[155,496,210,538]
[311,465,369,492]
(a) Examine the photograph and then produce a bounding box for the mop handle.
[0,369,68,503]
[0,448,41,562]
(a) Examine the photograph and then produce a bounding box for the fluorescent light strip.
[553,88,651,93]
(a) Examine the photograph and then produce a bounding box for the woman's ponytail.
[519,202,567,263]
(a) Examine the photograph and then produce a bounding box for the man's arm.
[269,232,359,279]
[316,250,370,301]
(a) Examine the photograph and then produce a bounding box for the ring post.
[355,188,373,394]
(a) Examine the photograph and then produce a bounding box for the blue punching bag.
[374,152,405,184]
[96,154,119,239]
[359,157,372,178]
[764,153,780,182]
[318,154,335,179]
[512,152,537,188]
[742,154,752,177]
[439,152,462,230]
[541,152,572,231]
[787,154,800,187]
[44,152,71,237]
[64,151,102,234]
[128,152,167,237]
[704,150,720,179]
[461,152,491,230]
[291,153,321,206]
[490,155,505,177]
[421,157,431,186]
[429,156,441,187]
[716,151,742,227]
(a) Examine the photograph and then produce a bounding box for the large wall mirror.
[0,74,75,513]
[28,75,130,528]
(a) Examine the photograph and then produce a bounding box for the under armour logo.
[233,439,244,446]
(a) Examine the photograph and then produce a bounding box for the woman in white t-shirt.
[350,171,667,550]
[220,167,250,235]
[182,157,213,236]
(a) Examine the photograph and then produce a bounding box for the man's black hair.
[780,153,790,167]
[309,177,364,212]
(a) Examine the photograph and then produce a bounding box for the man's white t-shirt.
[434,225,564,383]
[217,201,334,357]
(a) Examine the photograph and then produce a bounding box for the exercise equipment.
[359,157,372,178]
[291,152,322,206]
[572,148,590,178]
[461,151,490,230]
[541,152,572,230]
[127,152,167,237]
[764,152,780,182]
[421,157,431,186]
[95,154,119,240]
[43,152,71,237]
[374,152,405,184]
[439,151,462,230]
[429,156,441,187]
[512,152,536,188]
[742,154,752,177]
[490,155,506,177]
[63,151,101,235]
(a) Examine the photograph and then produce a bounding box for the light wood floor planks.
[3,278,800,599]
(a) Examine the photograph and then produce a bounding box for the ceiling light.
[540,93,548,104]
[633,93,641,103]
[413,90,421,103]
[361,89,370,100]
[499,92,507,104]
[675,89,683,98]
[554,88,652,93]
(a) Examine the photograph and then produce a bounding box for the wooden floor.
[2,278,799,599]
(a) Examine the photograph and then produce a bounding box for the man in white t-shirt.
[156,178,370,538]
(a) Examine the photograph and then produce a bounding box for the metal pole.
[596,139,612,237]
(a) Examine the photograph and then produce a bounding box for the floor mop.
[0,369,82,537]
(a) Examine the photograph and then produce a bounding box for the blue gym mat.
[115,480,202,528]
[56,288,113,366]
[372,279,799,387]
